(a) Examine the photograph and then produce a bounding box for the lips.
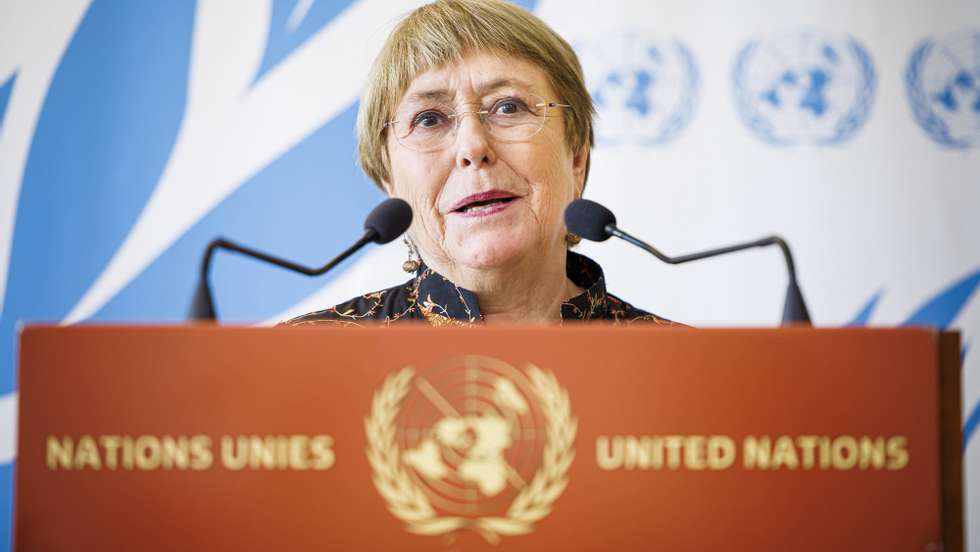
[450,190,519,214]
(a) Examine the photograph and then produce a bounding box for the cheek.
[388,149,453,242]
[521,145,577,223]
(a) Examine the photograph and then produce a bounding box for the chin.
[453,232,534,270]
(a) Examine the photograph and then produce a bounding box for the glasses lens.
[485,94,547,142]
[392,108,454,152]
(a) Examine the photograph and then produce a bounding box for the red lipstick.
[450,190,520,218]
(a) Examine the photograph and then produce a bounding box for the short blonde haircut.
[357,0,595,189]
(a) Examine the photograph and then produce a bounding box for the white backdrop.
[0,0,978,548]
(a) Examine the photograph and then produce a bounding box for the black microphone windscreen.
[564,199,616,242]
[364,198,413,244]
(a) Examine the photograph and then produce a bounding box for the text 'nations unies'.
[45,435,336,471]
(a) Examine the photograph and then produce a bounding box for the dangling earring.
[402,237,420,273]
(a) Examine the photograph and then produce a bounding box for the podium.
[15,326,963,551]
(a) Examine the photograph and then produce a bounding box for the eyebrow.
[402,77,539,103]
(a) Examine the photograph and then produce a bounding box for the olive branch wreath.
[364,365,577,544]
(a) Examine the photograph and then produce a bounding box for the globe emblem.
[365,356,576,541]
[733,31,876,145]
[905,30,980,148]
[396,357,545,514]
[576,33,699,146]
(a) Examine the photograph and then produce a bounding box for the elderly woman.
[287,0,675,326]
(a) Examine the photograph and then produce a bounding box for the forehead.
[398,52,554,106]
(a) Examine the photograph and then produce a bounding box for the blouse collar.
[412,251,611,324]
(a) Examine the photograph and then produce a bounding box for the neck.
[427,244,582,324]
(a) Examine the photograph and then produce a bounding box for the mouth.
[450,190,519,216]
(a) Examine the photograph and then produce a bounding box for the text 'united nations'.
[596,435,909,471]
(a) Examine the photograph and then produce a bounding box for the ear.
[571,142,590,198]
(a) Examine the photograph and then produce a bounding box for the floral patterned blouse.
[282,251,678,327]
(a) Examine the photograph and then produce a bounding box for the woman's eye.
[413,111,446,129]
[493,99,528,115]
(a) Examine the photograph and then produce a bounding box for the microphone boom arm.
[606,224,810,324]
[189,197,412,321]
[190,230,378,321]
[606,226,798,281]
[199,231,376,282]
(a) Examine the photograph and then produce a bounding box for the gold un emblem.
[365,355,577,543]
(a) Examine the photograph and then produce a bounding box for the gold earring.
[565,232,582,247]
[402,237,420,273]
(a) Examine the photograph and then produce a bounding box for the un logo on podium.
[905,30,980,149]
[733,31,876,145]
[365,356,576,543]
[576,33,699,146]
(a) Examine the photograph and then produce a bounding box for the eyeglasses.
[383,94,572,152]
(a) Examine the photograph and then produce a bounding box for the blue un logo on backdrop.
[733,31,876,146]
[905,30,980,149]
[575,33,699,146]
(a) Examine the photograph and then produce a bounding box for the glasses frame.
[382,100,572,152]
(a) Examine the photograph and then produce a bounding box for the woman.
[287,0,675,327]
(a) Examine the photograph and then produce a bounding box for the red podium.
[15,326,963,551]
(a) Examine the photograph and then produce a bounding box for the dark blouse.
[283,251,677,327]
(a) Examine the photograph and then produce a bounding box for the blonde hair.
[357,0,594,189]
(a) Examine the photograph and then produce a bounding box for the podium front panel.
[16,326,947,551]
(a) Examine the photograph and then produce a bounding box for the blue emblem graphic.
[0,74,15,131]
[849,267,980,450]
[733,31,876,145]
[576,33,699,146]
[905,30,980,149]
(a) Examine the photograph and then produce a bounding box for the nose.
[454,112,496,170]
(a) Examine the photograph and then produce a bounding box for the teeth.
[460,198,511,212]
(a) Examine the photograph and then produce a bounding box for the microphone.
[565,198,811,325]
[189,197,413,321]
